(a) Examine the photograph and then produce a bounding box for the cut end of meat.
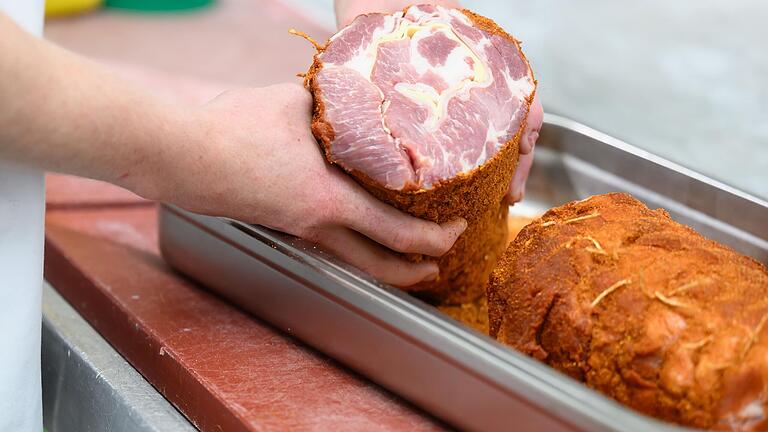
[309,5,536,191]
[301,6,535,303]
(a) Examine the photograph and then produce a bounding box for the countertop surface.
[44,175,443,431]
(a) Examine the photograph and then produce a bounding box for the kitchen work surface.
[42,282,195,432]
[44,200,444,431]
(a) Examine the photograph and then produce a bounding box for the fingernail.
[457,218,468,233]
[513,181,527,203]
[442,218,467,235]
[507,179,524,204]
[455,218,468,236]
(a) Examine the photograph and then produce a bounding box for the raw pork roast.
[305,4,537,303]
[489,193,768,430]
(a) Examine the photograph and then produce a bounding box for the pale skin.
[0,1,541,287]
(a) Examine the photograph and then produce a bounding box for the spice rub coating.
[305,6,536,304]
[488,193,768,430]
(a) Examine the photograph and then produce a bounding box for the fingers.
[520,93,543,155]
[333,179,467,257]
[507,149,535,203]
[507,93,542,203]
[315,225,440,286]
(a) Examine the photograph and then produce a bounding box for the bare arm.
[0,13,466,286]
[0,13,183,193]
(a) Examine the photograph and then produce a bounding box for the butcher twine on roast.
[302,4,538,304]
[488,193,768,431]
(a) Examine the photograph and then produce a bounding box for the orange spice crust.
[438,295,489,334]
[437,214,534,335]
[506,214,535,244]
[488,193,768,430]
[304,8,536,304]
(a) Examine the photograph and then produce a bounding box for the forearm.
[0,13,190,198]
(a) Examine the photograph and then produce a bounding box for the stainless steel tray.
[159,114,768,432]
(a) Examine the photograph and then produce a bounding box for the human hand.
[334,0,543,204]
[506,93,543,203]
[153,83,466,286]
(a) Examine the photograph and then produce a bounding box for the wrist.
[115,102,202,204]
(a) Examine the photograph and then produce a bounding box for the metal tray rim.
[158,114,768,431]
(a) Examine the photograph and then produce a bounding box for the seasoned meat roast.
[488,193,768,430]
[304,4,537,304]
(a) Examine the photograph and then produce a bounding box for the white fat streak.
[407,27,437,76]
[493,68,535,148]
[409,6,535,168]
[405,4,440,20]
[329,6,488,83]
[394,82,440,108]
[484,126,498,152]
[408,25,486,82]
[329,5,536,174]
[390,9,490,132]
[446,7,472,25]
[409,27,478,85]
[450,7,535,156]
[328,13,401,79]
[380,99,392,134]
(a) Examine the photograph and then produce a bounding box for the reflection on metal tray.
[159,114,768,432]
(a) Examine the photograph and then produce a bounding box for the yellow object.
[45,0,103,17]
